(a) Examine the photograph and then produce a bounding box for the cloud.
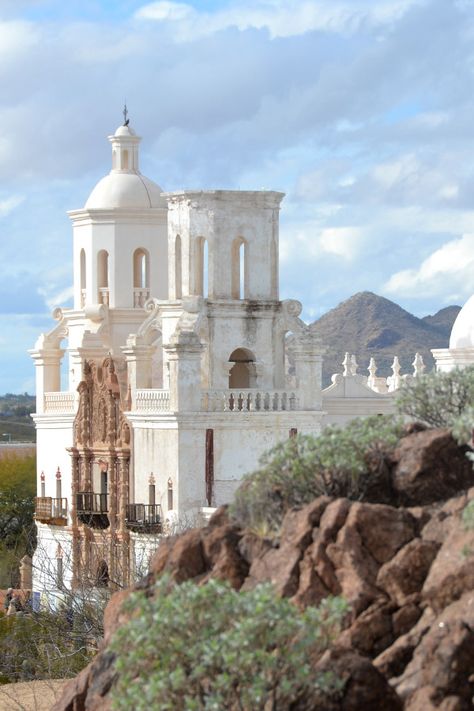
[135,0,428,40]
[0,0,474,390]
[0,20,39,58]
[0,194,25,218]
[384,234,474,300]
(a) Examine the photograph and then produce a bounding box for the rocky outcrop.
[53,428,474,711]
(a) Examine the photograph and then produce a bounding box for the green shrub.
[395,365,474,427]
[0,609,94,683]
[110,577,348,711]
[230,415,404,536]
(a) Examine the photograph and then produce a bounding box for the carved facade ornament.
[73,357,130,450]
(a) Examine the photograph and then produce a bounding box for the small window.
[133,249,149,288]
[97,250,109,288]
[122,149,129,170]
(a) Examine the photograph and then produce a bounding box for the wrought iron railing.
[35,497,68,524]
[125,503,163,533]
[76,492,109,529]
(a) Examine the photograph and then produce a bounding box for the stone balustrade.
[202,389,299,412]
[44,391,77,414]
[134,389,171,412]
[133,287,150,308]
[331,352,427,395]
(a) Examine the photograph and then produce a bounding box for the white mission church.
[29,118,474,600]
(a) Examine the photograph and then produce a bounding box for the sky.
[1,0,474,393]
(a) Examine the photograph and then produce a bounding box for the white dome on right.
[449,293,474,348]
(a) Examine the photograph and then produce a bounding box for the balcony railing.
[125,504,163,533]
[134,389,171,413]
[35,497,68,525]
[44,391,76,414]
[202,389,299,412]
[76,492,109,529]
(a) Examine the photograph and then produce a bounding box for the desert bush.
[110,577,348,711]
[451,405,474,464]
[230,415,404,536]
[396,365,474,427]
[0,608,94,683]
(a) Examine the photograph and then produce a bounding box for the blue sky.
[1,0,474,392]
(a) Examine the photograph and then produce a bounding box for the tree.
[0,454,36,586]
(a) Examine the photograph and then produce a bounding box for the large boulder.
[390,429,474,505]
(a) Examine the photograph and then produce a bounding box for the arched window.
[112,149,117,170]
[231,237,247,299]
[195,237,209,297]
[97,250,109,287]
[80,249,86,307]
[175,235,182,299]
[122,149,129,170]
[167,478,173,511]
[97,250,109,305]
[271,238,278,298]
[133,248,149,288]
[228,348,257,388]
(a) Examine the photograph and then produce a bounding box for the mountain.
[309,292,461,387]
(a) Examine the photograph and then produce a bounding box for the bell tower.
[69,115,168,313]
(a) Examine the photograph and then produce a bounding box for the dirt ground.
[0,679,66,710]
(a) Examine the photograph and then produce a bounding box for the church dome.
[449,294,474,348]
[85,172,165,209]
[84,120,166,210]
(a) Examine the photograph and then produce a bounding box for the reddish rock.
[422,518,474,612]
[52,650,116,711]
[238,531,273,565]
[373,606,436,679]
[279,496,332,548]
[242,498,332,596]
[376,538,440,606]
[345,502,416,564]
[315,648,403,711]
[337,598,395,657]
[391,603,422,637]
[293,499,350,607]
[52,664,89,711]
[391,429,474,505]
[152,527,207,583]
[325,503,415,614]
[208,504,230,527]
[201,523,248,589]
[241,541,302,596]
[393,593,474,704]
[103,588,132,645]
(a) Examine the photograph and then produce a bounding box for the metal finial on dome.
[123,102,129,126]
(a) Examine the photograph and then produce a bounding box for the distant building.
[31,120,445,598]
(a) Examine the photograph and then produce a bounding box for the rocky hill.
[310,292,461,387]
[54,426,474,711]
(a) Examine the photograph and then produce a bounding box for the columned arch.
[228,348,257,388]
